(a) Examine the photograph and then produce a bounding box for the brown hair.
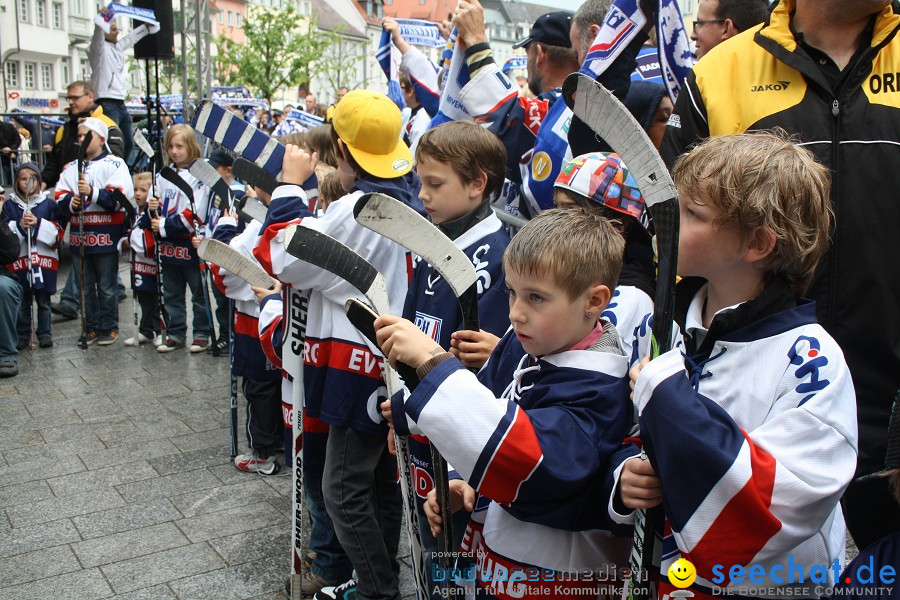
[132,172,152,187]
[305,124,338,169]
[318,170,344,213]
[330,125,366,179]
[163,124,202,165]
[672,129,833,295]
[415,121,507,201]
[504,208,624,299]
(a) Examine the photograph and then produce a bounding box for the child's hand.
[251,280,281,304]
[20,211,36,229]
[619,455,662,509]
[380,397,393,423]
[374,314,443,370]
[148,197,160,213]
[629,356,651,401]
[222,209,238,220]
[424,479,475,537]
[450,329,499,369]
[191,236,201,249]
[77,179,92,198]
[386,426,397,456]
[150,216,160,233]
[70,197,82,212]
[282,144,318,186]
[122,239,131,252]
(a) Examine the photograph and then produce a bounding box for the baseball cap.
[80,117,108,141]
[208,148,234,169]
[332,90,412,178]
[555,152,646,221]
[513,11,574,49]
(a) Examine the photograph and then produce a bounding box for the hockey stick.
[354,192,482,575]
[189,158,236,212]
[282,225,429,599]
[228,298,237,459]
[196,238,276,290]
[76,131,93,350]
[24,176,38,351]
[563,72,678,600]
[191,101,285,178]
[133,129,155,159]
[149,162,168,343]
[232,158,278,197]
[235,196,268,224]
[159,166,220,356]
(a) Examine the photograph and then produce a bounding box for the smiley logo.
[668,558,697,588]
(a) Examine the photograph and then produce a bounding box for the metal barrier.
[1,111,68,186]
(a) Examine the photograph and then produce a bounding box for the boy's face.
[553,188,581,210]
[77,127,105,158]
[16,170,38,196]
[167,136,190,167]
[417,154,484,224]
[677,188,746,282]
[505,266,600,357]
[214,165,233,183]
[133,181,151,206]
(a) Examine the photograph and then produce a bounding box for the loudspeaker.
[133,0,175,61]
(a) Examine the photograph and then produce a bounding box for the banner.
[395,19,446,48]
[428,28,471,127]
[101,2,158,25]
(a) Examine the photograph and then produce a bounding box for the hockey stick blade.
[192,101,285,177]
[159,166,196,203]
[354,192,479,330]
[232,158,278,196]
[76,131,93,178]
[189,159,235,211]
[235,196,269,224]
[197,239,276,290]
[133,130,155,158]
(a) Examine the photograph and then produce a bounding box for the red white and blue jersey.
[391,325,634,596]
[56,152,133,254]
[625,281,858,599]
[138,165,211,267]
[127,207,158,294]
[254,181,415,436]
[2,191,65,293]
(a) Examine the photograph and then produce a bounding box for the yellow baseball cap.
[332,90,412,179]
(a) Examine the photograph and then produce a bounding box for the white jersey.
[89,15,150,100]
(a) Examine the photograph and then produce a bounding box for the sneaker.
[189,338,209,353]
[233,451,279,475]
[208,338,228,355]
[38,336,53,348]
[96,331,118,346]
[304,550,317,570]
[153,334,164,348]
[157,338,183,353]
[124,332,153,346]
[78,331,99,346]
[50,302,77,320]
[16,338,28,350]
[314,578,357,600]
[0,360,18,378]
[300,571,339,597]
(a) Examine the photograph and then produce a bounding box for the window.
[53,2,62,27]
[4,61,19,88]
[227,10,233,25]
[236,12,242,27]
[41,63,53,88]
[80,57,89,80]
[68,0,80,16]
[24,62,37,89]
[18,0,30,22]
[36,0,46,25]
[217,10,223,23]
[61,57,69,84]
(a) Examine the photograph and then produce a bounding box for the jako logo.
[787,335,830,406]
[751,81,791,92]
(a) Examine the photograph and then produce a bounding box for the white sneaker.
[153,334,164,348]
[124,332,153,346]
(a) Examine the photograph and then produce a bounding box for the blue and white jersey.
[519,99,573,216]
[2,191,65,292]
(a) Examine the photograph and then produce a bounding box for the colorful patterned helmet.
[554,152,646,222]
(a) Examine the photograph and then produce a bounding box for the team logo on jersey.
[415,312,442,341]
[531,151,553,182]
[750,81,791,92]
[471,244,492,294]
[787,335,831,406]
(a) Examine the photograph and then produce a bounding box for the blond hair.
[163,124,201,164]
[415,121,507,201]
[133,172,152,187]
[673,129,832,295]
[504,208,624,299]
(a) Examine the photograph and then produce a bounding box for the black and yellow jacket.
[41,104,124,187]
[661,0,900,475]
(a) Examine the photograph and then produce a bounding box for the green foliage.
[215,5,332,103]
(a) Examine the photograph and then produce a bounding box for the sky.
[522,0,585,12]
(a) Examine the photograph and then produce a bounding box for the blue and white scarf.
[394,19,446,48]
[376,29,406,109]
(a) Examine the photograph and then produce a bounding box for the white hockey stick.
[196,238,276,290]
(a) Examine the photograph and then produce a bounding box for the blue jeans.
[16,288,51,340]
[323,426,401,600]
[74,252,119,333]
[0,277,22,361]
[98,99,133,159]
[161,262,211,343]
[60,268,126,310]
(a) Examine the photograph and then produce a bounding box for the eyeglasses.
[693,19,725,29]
[65,94,86,102]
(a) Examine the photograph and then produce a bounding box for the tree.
[215,5,332,103]
[314,29,366,101]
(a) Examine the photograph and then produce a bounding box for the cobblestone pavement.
[0,255,415,599]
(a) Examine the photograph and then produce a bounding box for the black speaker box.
[133,0,175,61]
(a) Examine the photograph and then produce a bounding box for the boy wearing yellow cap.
[254,90,422,600]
